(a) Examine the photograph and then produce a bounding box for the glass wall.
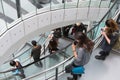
[90,0,101,7]
[2,0,18,23]
[78,0,90,8]
[100,0,111,8]
[20,0,36,19]
[0,0,7,35]
[64,0,78,8]
[50,0,64,10]
[0,0,118,36]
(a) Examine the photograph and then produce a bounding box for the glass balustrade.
[100,0,111,8]
[64,0,78,9]
[50,0,64,10]
[20,0,36,19]
[0,32,49,73]
[0,0,119,80]
[0,0,117,36]
[0,0,7,35]
[89,0,101,7]
[78,0,89,8]
[0,42,72,80]
[87,0,118,40]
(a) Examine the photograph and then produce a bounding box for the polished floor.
[58,48,120,80]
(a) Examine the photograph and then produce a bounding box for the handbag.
[72,66,85,74]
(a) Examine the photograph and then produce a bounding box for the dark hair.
[105,19,119,35]
[31,40,37,46]
[49,38,58,48]
[10,60,16,66]
[74,32,94,52]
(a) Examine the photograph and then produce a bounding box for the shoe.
[99,51,104,55]
[95,55,105,60]
[38,61,43,67]
[67,77,73,80]
[78,74,82,77]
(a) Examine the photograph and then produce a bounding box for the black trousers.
[71,63,82,80]
[34,58,42,67]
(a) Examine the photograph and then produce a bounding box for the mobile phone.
[101,28,104,31]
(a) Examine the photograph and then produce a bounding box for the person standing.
[95,19,119,60]
[66,32,94,80]
[31,40,42,67]
[48,37,59,54]
[71,22,87,35]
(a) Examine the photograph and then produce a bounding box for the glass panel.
[64,45,73,57]
[24,60,44,77]
[0,62,11,72]
[64,0,78,9]
[0,73,6,80]
[100,0,111,8]
[87,15,108,40]
[58,64,64,74]
[109,0,116,7]
[50,0,64,10]
[0,0,7,35]
[46,68,55,79]
[20,0,36,19]
[78,0,90,8]
[45,53,64,69]
[4,71,19,80]
[37,0,51,13]
[28,73,45,80]
[107,3,117,19]
[90,0,101,7]
[15,49,32,64]
[86,0,118,40]
[2,0,18,25]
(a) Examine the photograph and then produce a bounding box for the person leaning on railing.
[65,32,94,80]
[10,59,26,79]
[95,18,119,60]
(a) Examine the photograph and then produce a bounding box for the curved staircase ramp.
[0,0,119,80]
[23,7,120,80]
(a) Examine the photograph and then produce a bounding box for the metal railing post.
[55,67,58,80]
[43,44,46,55]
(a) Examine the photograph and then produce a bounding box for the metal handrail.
[0,2,119,74]
[0,42,72,73]
[23,32,102,80]
[3,33,48,64]
[0,0,118,79]
[23,56,73,80]
[87,0,118,34]
[24,1,120,80]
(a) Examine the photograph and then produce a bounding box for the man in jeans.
[31,40,42,67]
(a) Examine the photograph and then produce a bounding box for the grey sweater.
[73,48,91,66]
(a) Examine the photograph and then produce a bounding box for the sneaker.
[95,55,105,60]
